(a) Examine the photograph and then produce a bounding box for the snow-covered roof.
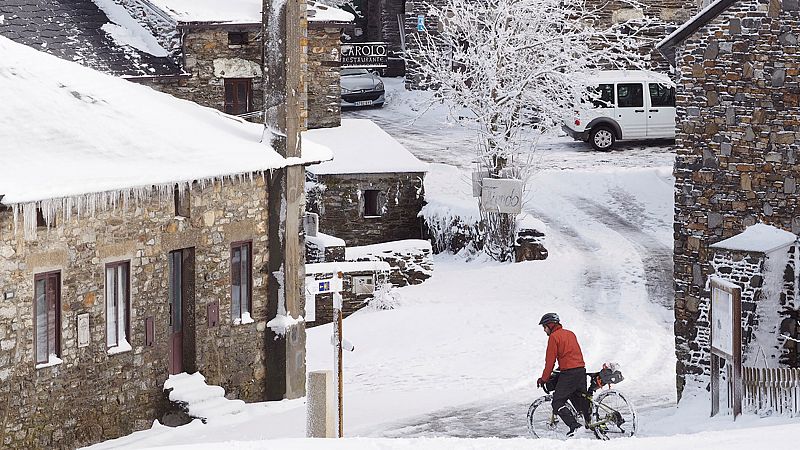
[710,223,797,254]
[304,119,429,175]
[146,0,354,24]
[0,36,332,206]
[588,70,674,85]
[0,0,181,77]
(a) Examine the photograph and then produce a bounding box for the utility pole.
[263,0,307,400]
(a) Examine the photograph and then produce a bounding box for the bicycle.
[527,364,637,440]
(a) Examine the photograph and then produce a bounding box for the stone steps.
[163,372,246,423]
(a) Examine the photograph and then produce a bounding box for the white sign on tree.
[480,178,523,214]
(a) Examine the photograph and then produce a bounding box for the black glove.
[537,377,545,388]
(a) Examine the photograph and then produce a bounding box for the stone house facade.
[0,36,324,448]
[304,119,428,247]
[0,178,274,448]
[657,0,800,398]
[118,0,351,129]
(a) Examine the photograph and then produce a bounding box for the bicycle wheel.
[592,390,637,439]
[527,395,578,439]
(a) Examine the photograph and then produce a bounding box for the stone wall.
[0,177,277,448]
[306,172,426,246]
[345,239,433,287]
[136,25,265,118]
[308,25,343,129]
[672,0,800,397]
[305,268,389,327]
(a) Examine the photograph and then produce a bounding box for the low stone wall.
[345,240,433,287]
[305,265,391,327]
[421,206,547,261]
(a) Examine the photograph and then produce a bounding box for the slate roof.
[0,0,181,77]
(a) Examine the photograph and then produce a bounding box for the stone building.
[304,119,428,246]
[115,0,354,129]
[0,37,330,449]
[0,0,353,129]
[348,0,406,76]
[657,0,800,398]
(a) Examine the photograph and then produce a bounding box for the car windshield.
[341,68,370,76]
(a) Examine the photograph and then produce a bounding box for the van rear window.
[586,84,614,108]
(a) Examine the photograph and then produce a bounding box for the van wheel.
[590,126,615,151]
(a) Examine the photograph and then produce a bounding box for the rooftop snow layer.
[0,36,332,205]
[710,223,797,253]
[0,0,180,77]
[304,119,429,175]
[146,0,354,24]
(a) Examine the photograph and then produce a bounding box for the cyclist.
[536,313,590,437]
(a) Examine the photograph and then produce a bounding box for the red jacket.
[540,325,585,382]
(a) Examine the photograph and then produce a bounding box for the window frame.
[105,261,131,350]
[174,185,191,218]
[616,82,644,108]
[363,189,381,218]
[648,82,676,108]
[224,78,253,115]
[228,32,249,46]
[33,271,61,366]
[230,241,253,324]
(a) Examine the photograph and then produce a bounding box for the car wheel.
[589,126,615,151]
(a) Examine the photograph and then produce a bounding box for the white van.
[562,70,676,151]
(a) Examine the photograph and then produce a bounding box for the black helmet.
[538,313,560,326]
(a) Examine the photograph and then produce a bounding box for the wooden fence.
[742,367,800,416]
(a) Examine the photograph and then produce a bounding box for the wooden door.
[168,250,184,375]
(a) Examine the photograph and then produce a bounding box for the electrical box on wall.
[352,275,375,295]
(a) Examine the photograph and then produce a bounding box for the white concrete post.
[306,370,335,438]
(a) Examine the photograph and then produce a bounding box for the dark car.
[340,68,385,108]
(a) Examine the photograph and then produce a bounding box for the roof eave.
[656,0,739,67]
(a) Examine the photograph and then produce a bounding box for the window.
[649,83,676,107]
[224,79,253,115]
[587,84,614,108]
[616,83,644,108]
[363,190,381,217]
[174,185,190,218]
[34,271,61,366]
[231,242,252,324]
[36,207,55,228]
[228,32,248,46]
[105,262,131,351]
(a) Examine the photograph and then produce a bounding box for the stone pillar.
[263,0,308,401]
[306,370,335,438]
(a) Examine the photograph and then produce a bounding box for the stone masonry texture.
[0,177,276,449]
[306,172,426,246]
[672,0,800,398]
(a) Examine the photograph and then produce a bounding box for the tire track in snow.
[568,196,674,311]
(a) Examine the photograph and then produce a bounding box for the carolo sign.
[341,42,388,68]
[480,178,523,214]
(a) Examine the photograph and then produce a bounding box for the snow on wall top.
[146,0,354,24]
[0,36,332,205]
[304,119,429,175]
[710,223,797,254]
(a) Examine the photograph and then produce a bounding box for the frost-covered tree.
[408,0,652,261]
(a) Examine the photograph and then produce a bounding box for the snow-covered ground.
[85,77,800,449]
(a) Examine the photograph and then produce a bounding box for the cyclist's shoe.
[566,424,582,438]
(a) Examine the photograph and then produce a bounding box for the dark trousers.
[552,367,590,429]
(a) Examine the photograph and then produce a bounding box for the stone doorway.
[168,248,196,375]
